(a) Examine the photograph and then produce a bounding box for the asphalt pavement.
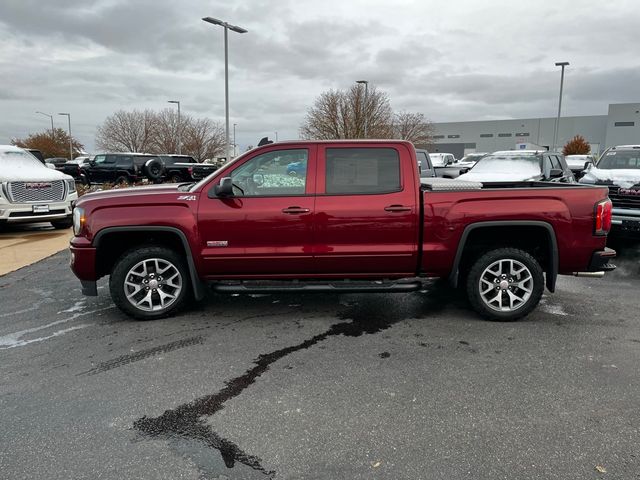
[0,239,639,480]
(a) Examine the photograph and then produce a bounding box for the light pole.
[36,111,54,137]
[168,100,181,154]
[356,80,369,138]
[275,131,278,142]
[202,16,248,161]
[58,113,73,160]
[233,123,237,157]
[552,62,569,152]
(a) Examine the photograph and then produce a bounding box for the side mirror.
[549,168,564,178]
[213,177,234,197]
[584,161,593,171]
[459,167,471,175]
[252,173,264,186]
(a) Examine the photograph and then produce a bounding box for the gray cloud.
[0,0,639,151]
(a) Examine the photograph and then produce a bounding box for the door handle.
[282,206,310,214]
[384,205,411,212]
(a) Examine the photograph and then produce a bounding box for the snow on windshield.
[470,155,541,175]
[430,155,447,167]
[581,168,640,188]
[0,149,46,169]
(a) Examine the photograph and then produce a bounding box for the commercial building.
[431,102,640,158]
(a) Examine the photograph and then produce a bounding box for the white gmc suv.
[0,145,77,229]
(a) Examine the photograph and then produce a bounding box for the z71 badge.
[177,195,197,201]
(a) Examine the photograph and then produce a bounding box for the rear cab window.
[323,147,401,194]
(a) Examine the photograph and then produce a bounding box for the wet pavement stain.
[133,288,453,478]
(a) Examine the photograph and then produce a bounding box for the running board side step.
[210,280,422,294]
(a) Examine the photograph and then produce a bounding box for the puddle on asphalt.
[133,287,458,478]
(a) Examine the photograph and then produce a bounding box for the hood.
[580,167,640,189]
[457,171,540,182]
[0,162,73,182]
[79,183,184,202]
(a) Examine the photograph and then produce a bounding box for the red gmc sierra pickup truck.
[69,140,616,321]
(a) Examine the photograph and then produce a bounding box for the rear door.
[313,144,419,275]
[197,146,317,276]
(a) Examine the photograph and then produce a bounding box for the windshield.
[0,149,47,168]
[597,151,640,170]
[470,154,542,175]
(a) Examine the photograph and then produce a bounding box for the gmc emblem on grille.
[618,188,640,196]
[25,182,52,189]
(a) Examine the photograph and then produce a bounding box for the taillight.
[594,199,612,235]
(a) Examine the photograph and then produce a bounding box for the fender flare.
[93,226,206,300]
[448,220,558,293]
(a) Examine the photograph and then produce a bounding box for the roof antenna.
[257,137,273,146]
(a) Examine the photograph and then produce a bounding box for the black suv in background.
[81,153,165,184]
[158,154,218,182]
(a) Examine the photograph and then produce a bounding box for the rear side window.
[325,148,401,194]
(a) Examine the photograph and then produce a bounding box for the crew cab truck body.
[70,140,615,321]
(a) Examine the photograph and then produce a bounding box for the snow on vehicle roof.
[491,150,542,155]
[0,146,73,182]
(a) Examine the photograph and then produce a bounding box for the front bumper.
[0,200,73,223]
[69,236,98,296]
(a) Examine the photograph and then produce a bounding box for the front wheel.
[466,248,544,321]
[109,246,190,320]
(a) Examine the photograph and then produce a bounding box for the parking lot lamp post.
[58,113,73,160]
[552,62,569,152]
[168,100,181,154]
[202,16,248,162]
[356,80,369,138]
[36,111,54,138]
[233,123,237,157]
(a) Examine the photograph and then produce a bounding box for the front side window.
[93,155,108,164]
[229,149,308,196]
[325,148,400,194]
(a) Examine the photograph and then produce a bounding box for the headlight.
[66,178,77,194]
[73,207,85,236]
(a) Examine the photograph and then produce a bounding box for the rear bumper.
[586,248,616,272]
[611,208,640,232]
[70,236,98,295]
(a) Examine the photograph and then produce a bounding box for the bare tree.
[393,111,434,148]
[95,109,157,152]
[182,118,225,161]
[300,84,393,139]
[152,108,182,154]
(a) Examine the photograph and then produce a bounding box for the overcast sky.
[1,0,639,152]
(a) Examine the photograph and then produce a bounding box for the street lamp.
[552,62,569,152]
[202,16,248,161]
[356,80,369,138]
[275,131,278,142]
[168,100,181,155]
[233,123,237,157]
[58,113,73,160]
[36,111,54,137]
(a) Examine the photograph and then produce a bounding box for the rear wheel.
[466,248,544,321]
[114,176,131,187]
[109,246,190,320]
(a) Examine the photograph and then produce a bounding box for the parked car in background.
[565,154,596,179]
[157,155,217,182]
[81,153,165,185]
[415,149,435,178]
[458,151,575,183]
[0,145,77,229]
[580,145,640,234]
[286,159,307,176]
[430,152,466,178]
[458,152,488,168]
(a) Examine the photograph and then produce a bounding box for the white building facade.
[430,103,640,159]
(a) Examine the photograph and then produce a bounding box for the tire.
[466,247,544,322]
[169,174,182,183]
[51,217,73,229]
[109,245,190,320]
[143,159,165,182]
[114,176,131,187]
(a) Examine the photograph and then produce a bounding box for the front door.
[198,146,316,277]
[313,144,419,275]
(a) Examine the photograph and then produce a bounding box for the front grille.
[608,186,640,210]
[7,181,66,203]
